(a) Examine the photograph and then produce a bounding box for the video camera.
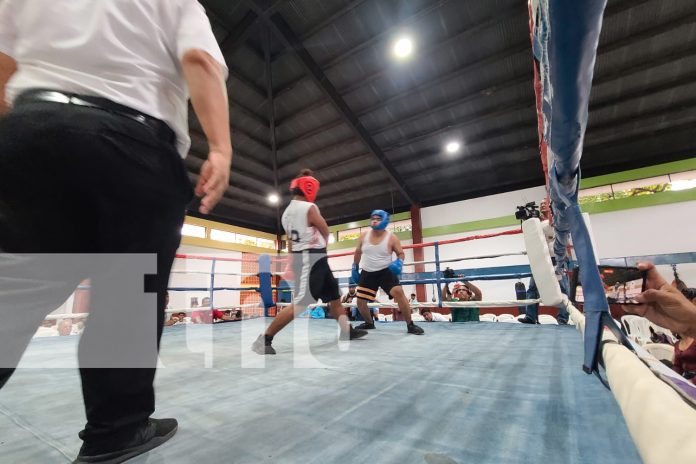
[443,267,464,280]
[515,201,541,221]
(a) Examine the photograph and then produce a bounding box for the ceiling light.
[268,193,279,204]
[393,37,413,58]
[445,141,461,154]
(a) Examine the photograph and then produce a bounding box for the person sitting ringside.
[421,308,448,322]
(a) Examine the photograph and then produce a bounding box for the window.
[578,185,614,205]
[338,228,361,242]
[256,238,276,250]
[181,224,206,238]
[210,229,236,243]
[235,233,258,247]
[577,172,695,205]
[669,170,696,191]
[389,220,412,233]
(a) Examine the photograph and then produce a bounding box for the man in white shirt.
[0,1,230,461]
[252,169,367,355]
[421,309,449,322]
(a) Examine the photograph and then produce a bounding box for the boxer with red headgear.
[289,173,320,203]
[252,169,367,355]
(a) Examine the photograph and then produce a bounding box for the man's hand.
[623,262,696,338]
[195,148,231,214]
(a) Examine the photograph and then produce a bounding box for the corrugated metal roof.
[187,0,696,232]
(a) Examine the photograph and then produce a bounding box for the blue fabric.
[310,307,325,319]
[536,0,609,373]
[258,254,274,315]
[351,264,360,285]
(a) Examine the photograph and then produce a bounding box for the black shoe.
[518,315,538,324]
[355,322,375,330]
[251,334,276,355]
[340,326,367,340]
[407,322,424,335]
[557,319,569,325]
[74,418,177,463]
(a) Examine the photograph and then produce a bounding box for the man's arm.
[442,284,451,301]
[353,233,364,265]
[0,52,17,115]
[307,205,330,241]
[464,281,482,301]
[390,235,406,261]
[181,49,232,215]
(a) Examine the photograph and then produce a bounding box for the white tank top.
[281,200,326,251]
[360,230,392,272]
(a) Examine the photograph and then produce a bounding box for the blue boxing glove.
[388,258,403,276]
[351,264,361,284]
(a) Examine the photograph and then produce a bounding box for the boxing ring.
[0,223,646,463]
[1,1,694,463]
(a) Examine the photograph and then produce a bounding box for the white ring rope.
[563,299,696,463]
[333,251,528,272]
[275,299,540,309]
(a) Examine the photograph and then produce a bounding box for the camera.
[515,201,541,221]
[443,267,464,280]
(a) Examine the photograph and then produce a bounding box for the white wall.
[421,186,546,227]
[49,193,693,316]
[416,190,696,302]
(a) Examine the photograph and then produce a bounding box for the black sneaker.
[340,326,368,341]
[518,315,538,324]
[355,322,375,330]
[73,418,177,463]
[251,334,276,355]
[407,322,424,335]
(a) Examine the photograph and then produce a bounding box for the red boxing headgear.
[290,176,320,203]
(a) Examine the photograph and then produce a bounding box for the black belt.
[14,89,175,144]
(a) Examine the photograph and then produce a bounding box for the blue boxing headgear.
[370,210,390,230]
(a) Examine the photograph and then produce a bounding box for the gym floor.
[0,320,640,463]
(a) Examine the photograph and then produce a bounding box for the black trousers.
[0,98,192,444]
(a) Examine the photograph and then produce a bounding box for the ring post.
[258,254,274,317]
[434,242,443,308]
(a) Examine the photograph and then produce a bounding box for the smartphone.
[571,265,646,304]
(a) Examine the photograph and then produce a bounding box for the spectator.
[421,308,448,322]
[191,297,212,324]
[213,309,239,322]
[164,314,181,327]
[519,198,570,324]
[58,319,73,336]
[442,281,482,322]
[409,293,417,304]
[34,319,59,338]
[673,333,696,385]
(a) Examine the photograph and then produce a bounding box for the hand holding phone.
[571,265,646,304]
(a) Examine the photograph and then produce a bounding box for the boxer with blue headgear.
[369,210,390,230]
[350,209,424,335]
